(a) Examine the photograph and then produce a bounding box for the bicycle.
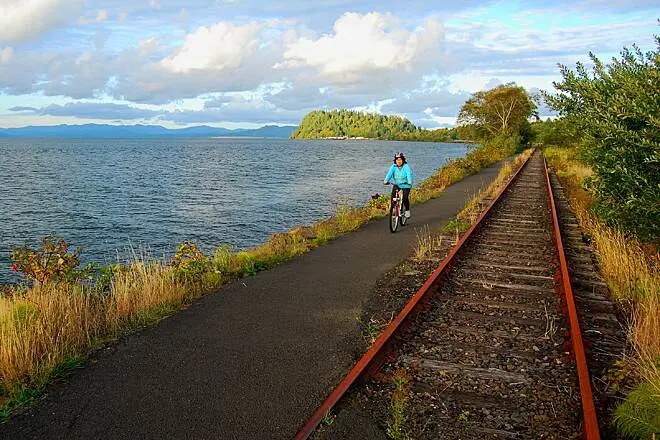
[387,183,408,233]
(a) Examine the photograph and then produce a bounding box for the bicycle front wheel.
[389,206,399,233]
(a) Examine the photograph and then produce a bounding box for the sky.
[0,0,658,129]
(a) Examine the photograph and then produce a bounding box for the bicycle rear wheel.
[389,205,399,233]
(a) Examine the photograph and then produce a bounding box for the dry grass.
[544,146,659,426]
[0,284,101,392]
[0,262,199,401]
[413,226,443,261]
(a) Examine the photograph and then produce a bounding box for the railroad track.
[296,151,604,439]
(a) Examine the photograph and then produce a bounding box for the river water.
[0,138,469,283]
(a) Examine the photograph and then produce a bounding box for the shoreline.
[0,142,512,421]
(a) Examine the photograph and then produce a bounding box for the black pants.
[391,187,411,211]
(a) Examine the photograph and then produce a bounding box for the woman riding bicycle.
[383,152,413,218]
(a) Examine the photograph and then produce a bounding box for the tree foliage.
[457,83,537,138]
[290,109,458,142]
[530,118,578,148]
[543,38,660,240]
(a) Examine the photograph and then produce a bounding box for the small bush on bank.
[170,241,211,284]
[10,235,81,286]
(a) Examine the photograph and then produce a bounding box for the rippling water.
[0,138,468,283]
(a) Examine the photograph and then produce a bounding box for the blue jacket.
[384,163,413,189]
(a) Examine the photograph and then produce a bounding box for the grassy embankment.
[0,140,514,419]
[543,146,659,436]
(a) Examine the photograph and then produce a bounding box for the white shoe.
[405,211,411,218]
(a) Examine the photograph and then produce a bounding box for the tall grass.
[0,140,519,416]
[413,226,444,261]
[544,145,660,437]
[0,263,196,403]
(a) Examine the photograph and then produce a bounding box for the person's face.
[395,157,403,167]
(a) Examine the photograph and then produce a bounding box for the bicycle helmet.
[393,152,406,163]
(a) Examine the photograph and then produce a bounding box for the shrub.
[170,241,210,283]
[9,235,81,285]
[543,38,660,241]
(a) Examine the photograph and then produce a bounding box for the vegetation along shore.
[1,35,657,438]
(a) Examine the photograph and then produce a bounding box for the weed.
[10,235,82,285]
[321,409,336,426]
[459,409,470,423]
[170,241,210,283]
[442,218,471,235]
[0,386,41,422]
[414,226,443,260]
[386,369,411,440]
[361,314,393,344]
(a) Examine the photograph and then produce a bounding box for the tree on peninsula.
[291,109,417,139]
[290,109,456,141]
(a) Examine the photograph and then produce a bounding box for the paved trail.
[1,161,507,440]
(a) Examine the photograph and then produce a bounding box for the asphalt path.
[1,160,507,440]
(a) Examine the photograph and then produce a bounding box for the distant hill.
[291,109,457,142]
[0,124,297,139]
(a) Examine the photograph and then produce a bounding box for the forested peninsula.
[290,109,459,142]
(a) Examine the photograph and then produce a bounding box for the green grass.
[0,355,86,422]
[386,370,411,440]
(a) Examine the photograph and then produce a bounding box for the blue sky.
[0,0,657,129]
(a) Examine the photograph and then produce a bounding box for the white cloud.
[277,12,444,83]
[1,47,14,63]
[139,37,161,53]
[0,0,84,43]
[96,9,109,22]
[161,21,263,73]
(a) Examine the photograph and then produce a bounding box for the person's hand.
[383,182,388,185]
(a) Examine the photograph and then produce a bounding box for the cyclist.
[383,152,413,218]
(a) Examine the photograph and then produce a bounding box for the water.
[0,138,469,283]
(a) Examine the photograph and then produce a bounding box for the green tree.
[292,110,422,140]
[543,38,660,240]
[457,83,537,138]
[530,118,577,147]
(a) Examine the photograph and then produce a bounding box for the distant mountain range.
[0,124,298,139]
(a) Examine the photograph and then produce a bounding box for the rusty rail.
[293,154,533,439]
[544,158,600,439]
